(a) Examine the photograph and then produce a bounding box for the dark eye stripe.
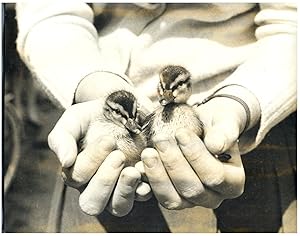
[132,110,136,119]
[112,107,119,113]
[107,104,119,114]
[171,78,189,90]
[107,102,129,119]
[121,113,127,119]
[160,81,168,90]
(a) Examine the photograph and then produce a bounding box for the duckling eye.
[110,107,118,113]
[111,108,121,117]
[172,81,184,90]
[177,81,184,86]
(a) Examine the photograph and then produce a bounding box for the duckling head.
[158,65,192,106]
[104,90,142,134]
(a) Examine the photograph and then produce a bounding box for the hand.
[140,94,259,209]
[191,84,261,155]
[196,96,249,155]
[48,100,152,217]
[141,128,245,209]
[48,71,154,217]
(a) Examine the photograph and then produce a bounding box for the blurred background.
[3,3,64,232]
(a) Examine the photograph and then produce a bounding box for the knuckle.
[61,176,80,189]
[204,173,225,189]
[117,179,138,199]
[77,149,105,171]
[163,158,181,172]
[180,185,204,200]
[100,136,116,149]
[62,168,87,187]
[81,152,99,167]
[198,196,223,209]
[208,199,223,209]
[229,175,245,198]
[185,148,202,164]
[160,200,182,210]
[71,169,87,184]
[118,186,135,199]
[232,185,245,198]
[202,165,225,188]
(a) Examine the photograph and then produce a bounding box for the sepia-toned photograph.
[2,2,296,233]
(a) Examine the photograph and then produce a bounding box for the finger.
[107,167,141,217]
[177,129,244,198]
[204,116,240,155]
[153,135,224,207]
[48,101,99,167]
[134,161,148,182]
[134,161,145,176]
[135,182,152,202]
[78,150,126,216]
[134,161,152,201]
[141,148,193,210]
[48,129,78,168]
[62,136,116,187]
[176,128,225,186]
[221,143,245,198]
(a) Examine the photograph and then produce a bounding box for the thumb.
[204,117,241,155]
[48,101,100,167]
[48,129,78,168]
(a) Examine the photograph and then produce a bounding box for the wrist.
[194,84,261,133]
[213,84,261,131]
[74,71,133,103]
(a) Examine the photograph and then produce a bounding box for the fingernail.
[101,136,116,150]
[111,151,125,168]
[176,131,191,146]
[143,156,157,168]
[141,149,158,169]
[135,161,145,175]
[126,176,140,186]
[154,139,170,152]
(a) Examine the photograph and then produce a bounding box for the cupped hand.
[48,100,151,217]
[141,95,254,209]
[141,129,245,210]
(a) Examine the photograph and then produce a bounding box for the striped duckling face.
[104,90,141,134]
[158,65,192,106]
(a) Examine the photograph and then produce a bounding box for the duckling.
[144,65,232,162]
[82,90,147,166]
[143,65,204,145]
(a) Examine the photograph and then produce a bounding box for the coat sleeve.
[16,1,109,108]
[219,3,297,153]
